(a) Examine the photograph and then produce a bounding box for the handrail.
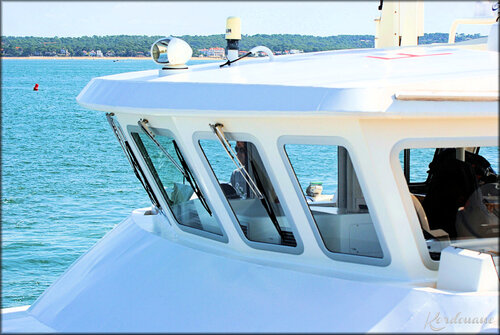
[395,90,499,102]
[220,45,274,68]
[448,17,496,43]
[249,46,274,61]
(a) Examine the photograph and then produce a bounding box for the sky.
[1,1,497,37]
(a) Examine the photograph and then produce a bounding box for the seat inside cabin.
[402,147,499,260]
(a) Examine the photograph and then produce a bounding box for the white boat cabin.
[77,40,499,284]
[2,16,498,332]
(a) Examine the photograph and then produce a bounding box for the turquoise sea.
[1,59,214,308]
[1,59,498,308]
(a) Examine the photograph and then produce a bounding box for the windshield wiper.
[138,119,212,216]
[209,123,263,199]
[249,160,287,244]
[106,113,162,210]
[172,140,212,216]
[138,119,187,179]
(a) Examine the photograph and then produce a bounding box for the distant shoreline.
[1,56,223,61]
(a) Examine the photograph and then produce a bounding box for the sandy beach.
[1,56,223,61]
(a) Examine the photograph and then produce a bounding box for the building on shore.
[198,47,225,58]
[59,49,70,57]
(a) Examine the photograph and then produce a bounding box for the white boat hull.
[2,210,498,332]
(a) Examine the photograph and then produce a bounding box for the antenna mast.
[374,1,424,48]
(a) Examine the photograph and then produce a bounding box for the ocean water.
[1,59,215,308]
[1,59,498,309]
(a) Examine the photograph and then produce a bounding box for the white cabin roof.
[77,44,499,115]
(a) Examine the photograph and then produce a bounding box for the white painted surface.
[1,306,54,332]
[77,45,498,115]
[487,22,499,52]
[2,214,498,332]
[437,246,499,292]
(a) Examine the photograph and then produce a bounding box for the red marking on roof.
[366,52,452,60]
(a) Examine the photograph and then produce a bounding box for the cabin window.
[199,139,297,248]
[131,132,222,236]
[399,145,499,261]
[399,148,436,184]
[284,144,383,258]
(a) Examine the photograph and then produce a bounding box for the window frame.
[390,135,497,270]
[127,125,228,243]
[400,148,437,188]
[278,135,391,266]
[194,130,304,255]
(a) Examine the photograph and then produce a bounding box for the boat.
[2,2,499,332]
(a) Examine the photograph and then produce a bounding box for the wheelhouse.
[77,44,499,285]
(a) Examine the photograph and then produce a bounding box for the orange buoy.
[33,83,39,91]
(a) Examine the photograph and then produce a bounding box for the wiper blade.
[209,123,263,199]
[172,140,212,216]
[106,113,162,210]
[138,119,187,179]
[250,160,286,243]
[138,119,212,216]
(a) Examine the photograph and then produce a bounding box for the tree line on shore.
[1,33,483,57]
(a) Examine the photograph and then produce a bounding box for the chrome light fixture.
[151,37,193,70]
